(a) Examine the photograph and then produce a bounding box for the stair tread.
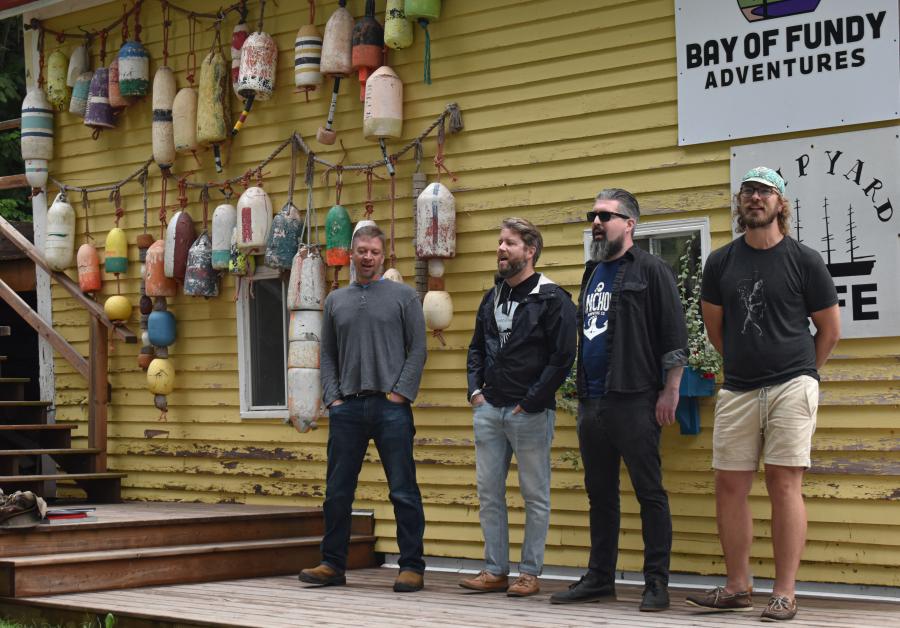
[0,400,50,407]
[0,472,125,481]
[2,534,376,567]
[0,424,76,431]
[0,377,29,383]
[0,448,102,456]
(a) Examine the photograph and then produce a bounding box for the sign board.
[731,127,899,339]
[676,0,900,145]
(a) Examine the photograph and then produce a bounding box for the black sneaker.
[639,579,670,612]
[549,573,616,604]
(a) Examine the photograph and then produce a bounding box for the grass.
[0,614,116,628]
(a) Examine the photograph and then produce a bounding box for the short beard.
[740,207,778,229]
[496,257,527,279]
[590,234,625,262]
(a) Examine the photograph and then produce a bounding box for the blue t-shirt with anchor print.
[581,259,621,398]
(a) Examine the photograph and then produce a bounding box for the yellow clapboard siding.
[37,0,899,588]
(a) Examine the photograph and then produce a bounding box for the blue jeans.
[473,401,555,576]
[321,395,426,573]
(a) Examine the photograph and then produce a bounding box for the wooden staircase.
[0,370,125,503]
[0,503,378,597]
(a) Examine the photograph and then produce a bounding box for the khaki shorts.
[712,375,819,471]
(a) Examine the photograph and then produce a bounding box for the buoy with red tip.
[351,0,384,102]
[317,0,353,145]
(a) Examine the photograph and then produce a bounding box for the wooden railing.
[0,214,136,472]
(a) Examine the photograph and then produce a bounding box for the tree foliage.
[0,16,28,222]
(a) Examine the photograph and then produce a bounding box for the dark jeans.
[577,394,671,585]
[321,394,426,574]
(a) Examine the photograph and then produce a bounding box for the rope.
[419,19,431,85]
[257,0,267,32]
[133,0,143,42]
[81,190,93,243]
[139,167,149,233]
[159,174,168,237]
[99,29,107,66]
[186,16,197,86]
[434,118,458,182]
[36,25,44,89]
[286,136,298,206]
[200,185,210,230]
[111,187,124,227]
[308,0,315,24]
[48,105,464,194]
[161,1,171,65]
[121,1,130,42]
[363,168,375,218]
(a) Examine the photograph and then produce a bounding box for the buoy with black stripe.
[351,0,383,101]
[317,0,353,145]
[21,87,53,193]
[197,48,230,173]
[294,24,323,99]
[152,67,176,170]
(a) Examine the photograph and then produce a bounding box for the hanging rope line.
[49,103,464,195]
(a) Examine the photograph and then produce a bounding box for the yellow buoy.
[104,295,132,321]
[147,358,175,395]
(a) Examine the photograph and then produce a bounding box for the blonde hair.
[733,192,792,236]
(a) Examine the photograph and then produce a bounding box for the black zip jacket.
[576,245,688,398]
[467,274,577,412]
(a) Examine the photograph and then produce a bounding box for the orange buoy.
[76,243,101,293]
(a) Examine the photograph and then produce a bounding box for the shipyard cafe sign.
[731,127,899,339]
[675,0,900,145]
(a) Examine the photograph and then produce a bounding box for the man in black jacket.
[549,189,687,611]
[461,217,577,598]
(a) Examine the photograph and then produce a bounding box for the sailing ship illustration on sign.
[796,197,876,278]
[738,0,821,22]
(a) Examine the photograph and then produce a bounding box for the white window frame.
[236,263,290,420]
[582,217,712,265]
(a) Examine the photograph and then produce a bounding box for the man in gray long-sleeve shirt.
[299,225,428,594]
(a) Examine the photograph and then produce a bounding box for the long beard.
[496,257,527,279]
[590,233,625,262]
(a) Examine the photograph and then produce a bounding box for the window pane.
[657,235,693,274]
[634,237,651,253]
[249,278,286,407]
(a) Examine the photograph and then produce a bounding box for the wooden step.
[0,400,50,423]
[0,473,124,503]
[0,377,28,400]
[0,504,361,558]
[0,448,102,475]
[0,424,75,449]
[0,534,377,597]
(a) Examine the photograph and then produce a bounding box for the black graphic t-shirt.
[701,236,838,391]
[581,259,621,398]
[494,273,541,348]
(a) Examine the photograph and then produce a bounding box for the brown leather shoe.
[298,563,346,586]
[393,570,424,592]
[507,573,540,597]
[459,570,509,592]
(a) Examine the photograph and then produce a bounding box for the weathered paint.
[37,0,899,589]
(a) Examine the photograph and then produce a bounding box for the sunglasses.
[586,210,631,223]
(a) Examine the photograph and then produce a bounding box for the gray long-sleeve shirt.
[320,279,427,407]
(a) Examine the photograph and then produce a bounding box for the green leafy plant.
[556,363,578,415]
[677,235,722,378]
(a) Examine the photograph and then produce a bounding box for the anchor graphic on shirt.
[583,316,608,341]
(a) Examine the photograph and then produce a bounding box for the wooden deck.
[2,567,897,628]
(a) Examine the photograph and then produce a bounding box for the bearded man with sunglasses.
[550,189,687,612]
[687,167,839,622]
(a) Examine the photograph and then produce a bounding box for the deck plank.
[15,568,899,628]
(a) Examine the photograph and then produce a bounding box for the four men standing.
[302,173,840,618]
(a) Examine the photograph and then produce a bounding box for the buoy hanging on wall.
[183,231,219,298]
[67,43,88,87]
[211,202,237,270]
[137,232,156,371]
[152,67,177,169]
[363,65,403,176]
[104,294,132,321]
[385,0,413,50]
[108,57,132,110]
[230,20,250,98]
[117,39,150,97]
[405,0,441,84]
[415,181,456,259]
[147,357,175,394]
[317,0,353,145]
[294,23,323,99]
[197,48,231,173]
[236,186,273,253]
[144,239,177,297]
[45,49,69,110]
[164,210,196,282]
[45,192,76,271]
[84,68,117,137]
[287,246,326,311]
[351,0,384,102]
[69,71,93,118]
[21,88,53,194]
[287,245,326,434]
[173,87,200,158]
[325,204,352,267]
[232,18,278,137]
[104,227,128,275]
[265,203,301,271]
[76,242,101,293]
